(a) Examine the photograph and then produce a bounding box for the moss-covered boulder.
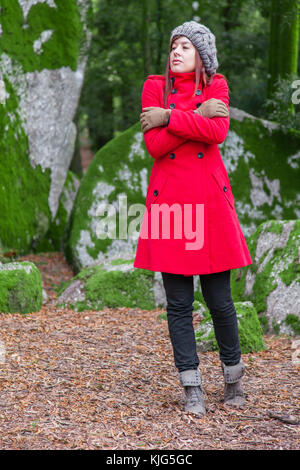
[56,258,167,312]
[0,261,42,314]
[64,107,299,273]
[223,108,300,237]
[195,301,266,354]
[231,219,300,335]
[0,0,91,255]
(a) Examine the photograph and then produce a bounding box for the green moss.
[158,312,167,321]
[194,290,206,304]
[0,255,15,264]
[278,221,300,286]
[54,279,72,296]
[0,261,42,314]
[258,314,269,334]
[285,314,300,335]
[0,77,51,255]
[0,0,84,73]
[59,264,156,311]
[272,320,280,335]
[35,171,80,253]
[230,226,263,305]
[193,300,202,311]
[110,258,135,265]
[195,319,218,351]
[230,267,249,303]
[226,118,300,230]
[195,301,266,354]
[231,220,299,332]
[235,302,266,353]
[267,220,284,235]
[0,1,90,255]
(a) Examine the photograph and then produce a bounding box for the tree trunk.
[221,0,244,31]
[141,0,151,77]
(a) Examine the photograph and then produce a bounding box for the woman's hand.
[140,107,171,133]
[193,98,229,118]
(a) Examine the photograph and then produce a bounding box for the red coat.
[133,68,252,275]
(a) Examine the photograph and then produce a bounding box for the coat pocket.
[211,165,235,209]
[145,169,169,213]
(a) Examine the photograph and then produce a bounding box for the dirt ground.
[0,252,299,450]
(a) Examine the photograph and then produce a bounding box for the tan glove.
[194,98,229,118]
[140,106,171,133]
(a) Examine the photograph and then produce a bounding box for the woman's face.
[170,36,196,73]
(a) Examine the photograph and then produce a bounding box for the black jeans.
[161,270,241,372]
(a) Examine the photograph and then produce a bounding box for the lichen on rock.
[231,219,300,335]
[221,108,300,237]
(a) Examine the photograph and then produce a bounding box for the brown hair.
[163,35,216,108]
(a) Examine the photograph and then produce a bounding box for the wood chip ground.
[0,252,299,450]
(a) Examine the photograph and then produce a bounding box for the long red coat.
[133,68,252,275]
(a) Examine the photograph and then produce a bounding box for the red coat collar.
[169,68,200,93]
[169,69,196,81]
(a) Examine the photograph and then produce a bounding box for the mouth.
[173,60,182,64]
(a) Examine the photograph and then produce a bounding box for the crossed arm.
[141,77,230,160]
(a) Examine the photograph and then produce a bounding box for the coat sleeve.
[166,77,230,145]
[142,78,186,159]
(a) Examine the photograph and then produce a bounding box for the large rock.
[195,301,266,354]
[0,0,91,255]
[0,261,42,313]
[231,219,300,335]
[56,258,167,312]
[223,108,300,237]
[64,109,300,273]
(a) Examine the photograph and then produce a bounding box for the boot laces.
[186,385,203,404]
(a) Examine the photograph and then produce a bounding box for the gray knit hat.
[170,20,218,76]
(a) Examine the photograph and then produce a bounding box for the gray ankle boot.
[179,369,206,417]
[221,359,246,408]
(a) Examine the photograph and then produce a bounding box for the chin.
[171,65,185,73]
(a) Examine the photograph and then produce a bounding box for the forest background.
[72,0,300,175]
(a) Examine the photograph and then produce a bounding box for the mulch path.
[0,252,299,450]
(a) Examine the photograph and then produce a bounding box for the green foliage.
[0,0,84,72]
[263,73,300,132]
[80,0,282,150]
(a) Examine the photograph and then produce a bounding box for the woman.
[133,21,252,417]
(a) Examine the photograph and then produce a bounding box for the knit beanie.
[170,20,218,76]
